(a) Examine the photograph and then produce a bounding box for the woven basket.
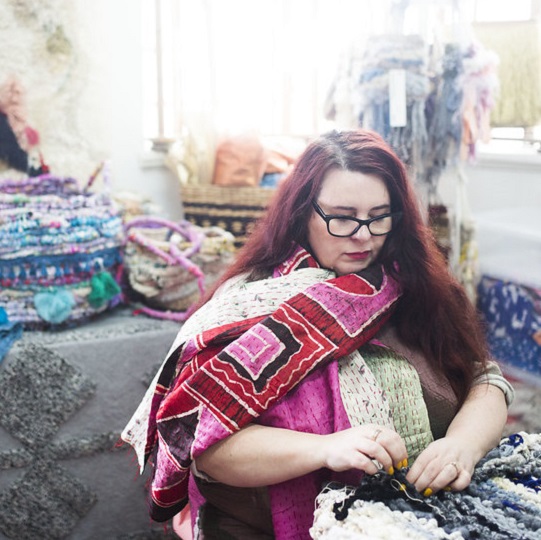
[180,184,276,247]
[124,217,236,321]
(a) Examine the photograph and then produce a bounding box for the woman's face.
[307,168,391,275]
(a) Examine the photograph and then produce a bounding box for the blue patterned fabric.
[477,276,541,377]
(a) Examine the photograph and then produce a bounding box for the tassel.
[34,289,76,324]
[87,271,121,308]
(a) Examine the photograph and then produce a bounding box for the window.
[469,0,541,155]
[141,0,391,151]
[142,0,541,158]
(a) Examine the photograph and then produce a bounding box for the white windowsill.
[473,143,541,171]
[139,151,167,169]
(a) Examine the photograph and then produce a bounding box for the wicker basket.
[124,217,236,321]
[180,184,276,247]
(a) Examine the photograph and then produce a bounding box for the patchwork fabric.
[341,344,434,462]
[122,247,402,524]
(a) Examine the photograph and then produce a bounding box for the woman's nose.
[352,224,371,240]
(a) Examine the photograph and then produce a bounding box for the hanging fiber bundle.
[422,43,465,195]
[352,34,430,167]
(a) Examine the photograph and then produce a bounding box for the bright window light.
[474,0,531,22]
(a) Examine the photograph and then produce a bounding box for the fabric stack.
[0,173,124,329]
[311,432,541,539]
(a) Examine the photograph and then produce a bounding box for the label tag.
[389,69,407,127]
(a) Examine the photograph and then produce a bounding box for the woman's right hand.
[321,424,408,475]
[195,423,407,487]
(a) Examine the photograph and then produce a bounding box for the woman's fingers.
[361,424,408,472]
[406,438,475,495]
[410,460,466,495]
[323,425,408,476]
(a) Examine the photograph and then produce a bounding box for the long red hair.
[203,129,488,405]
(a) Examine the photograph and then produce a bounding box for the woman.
[122,129,513,540]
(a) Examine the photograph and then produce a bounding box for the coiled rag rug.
[311,431,541,539]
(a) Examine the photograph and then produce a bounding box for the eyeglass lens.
[328,215,393,236]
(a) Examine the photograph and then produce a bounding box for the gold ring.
[371,428,382,442]
[448,461,460,477]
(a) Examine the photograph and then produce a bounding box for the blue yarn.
[0,317,23,364]
[34,289,76,324]
[0,246,122,277]
[509,433,525,447]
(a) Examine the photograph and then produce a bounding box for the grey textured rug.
[0,309,180,540]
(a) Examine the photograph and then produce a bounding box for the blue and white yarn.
[311,432,541,540]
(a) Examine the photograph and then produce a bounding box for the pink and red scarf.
[122,246,401,535]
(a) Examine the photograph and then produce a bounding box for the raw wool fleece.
[0,0,109,180]
[311,432,541,540]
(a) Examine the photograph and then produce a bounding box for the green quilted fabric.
[342,344,434,461]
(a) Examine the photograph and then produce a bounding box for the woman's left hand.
[405,436,475,496]
[407,384,509,497]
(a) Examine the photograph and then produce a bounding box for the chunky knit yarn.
[0,172,124,328]
[311,432,541,539]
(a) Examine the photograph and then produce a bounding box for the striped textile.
[0,173,124,328]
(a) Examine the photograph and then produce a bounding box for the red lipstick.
[346,251,370,261]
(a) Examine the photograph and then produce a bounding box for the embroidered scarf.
[121,247,401,523]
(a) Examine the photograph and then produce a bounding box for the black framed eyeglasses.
[312,201,402,237]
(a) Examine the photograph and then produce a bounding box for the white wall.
[104,0,183,220]
[464,156,541,214]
